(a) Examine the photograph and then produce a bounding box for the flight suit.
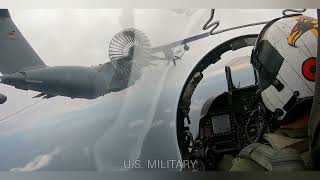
[230,128,311,171]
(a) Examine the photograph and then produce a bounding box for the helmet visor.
[251,40,284,91]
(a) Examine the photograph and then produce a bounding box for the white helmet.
[251,15,318,123]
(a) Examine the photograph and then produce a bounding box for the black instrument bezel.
[176,34,259,160]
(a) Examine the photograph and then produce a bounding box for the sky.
[0,9,317,171]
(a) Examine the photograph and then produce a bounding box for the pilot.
[229,14,318,171]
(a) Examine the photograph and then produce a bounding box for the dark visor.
[251,40,284,91]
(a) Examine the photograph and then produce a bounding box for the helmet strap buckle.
[283,91,300,111]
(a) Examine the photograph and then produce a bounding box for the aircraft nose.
[0,72,26,84]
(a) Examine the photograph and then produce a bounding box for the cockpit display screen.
[211,115,231,134]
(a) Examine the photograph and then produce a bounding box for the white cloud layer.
[10,147,61,172]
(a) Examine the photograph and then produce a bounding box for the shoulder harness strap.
[239,138,307,171]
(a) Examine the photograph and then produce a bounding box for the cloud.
[169,121,175,129]
[151,119,165,128]
[191,99,205,112]
[10,147,61,172]
[119,9,134,28]
[170,9,198,16]
[128,119,145,129]
[164,107,172,113]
